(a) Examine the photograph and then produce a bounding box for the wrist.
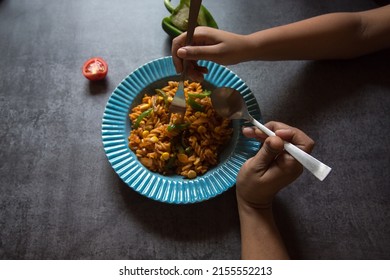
[236,192,274,211]
[237,196,289,260]
[239,34,261,62]
[236,186,275,210]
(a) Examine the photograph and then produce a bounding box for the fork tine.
[170,80,186,116]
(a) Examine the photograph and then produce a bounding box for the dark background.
[0,0,389,259]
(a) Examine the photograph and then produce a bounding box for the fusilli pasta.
[128,81,232,179]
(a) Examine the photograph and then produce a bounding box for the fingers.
[242,126,268,141]
[185,62,208,82]
[172,27,221,75]
[172,40,210,81]
[177,45,223,63]
[268,122,315,153]
[243,122,315,154]
[172,32,187,74]
[252,136,284,171]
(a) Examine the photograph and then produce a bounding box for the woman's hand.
[236,121,315,209]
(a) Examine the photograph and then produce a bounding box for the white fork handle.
[251,119,332,181]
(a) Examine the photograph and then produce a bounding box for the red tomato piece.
[82,57,108,81]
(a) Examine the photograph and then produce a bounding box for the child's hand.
[236,121,315,209]
[171,26,251,81]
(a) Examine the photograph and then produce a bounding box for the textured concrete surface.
[0,0,389,259]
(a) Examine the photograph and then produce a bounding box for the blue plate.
[102,56,262,204]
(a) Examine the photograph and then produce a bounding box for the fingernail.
[242,126,254,132]
[177,48,187,58]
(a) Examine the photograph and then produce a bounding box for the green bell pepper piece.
[162,17,184,38]
[188,90,211,99]
[167,122,190,132]
[165,155,176,171]
[162,0,219,38]
[155,89,169,107]
[133,108,153,129]
[187,97,204,111]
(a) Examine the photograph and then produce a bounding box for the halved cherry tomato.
[82,57,108,81]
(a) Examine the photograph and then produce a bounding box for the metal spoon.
[211,87,332,181]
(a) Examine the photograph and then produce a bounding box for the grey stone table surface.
[1,0,389,259]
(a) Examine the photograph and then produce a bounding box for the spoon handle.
[251,119,332,181]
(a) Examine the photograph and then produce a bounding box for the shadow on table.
[373,0,390,6]
[118,178,240,242]
[270,49,390,128]
[86,78,111,95]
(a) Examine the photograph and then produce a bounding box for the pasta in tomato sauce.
[128,81,232,179]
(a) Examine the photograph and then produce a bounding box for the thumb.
[252,136,284,170]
